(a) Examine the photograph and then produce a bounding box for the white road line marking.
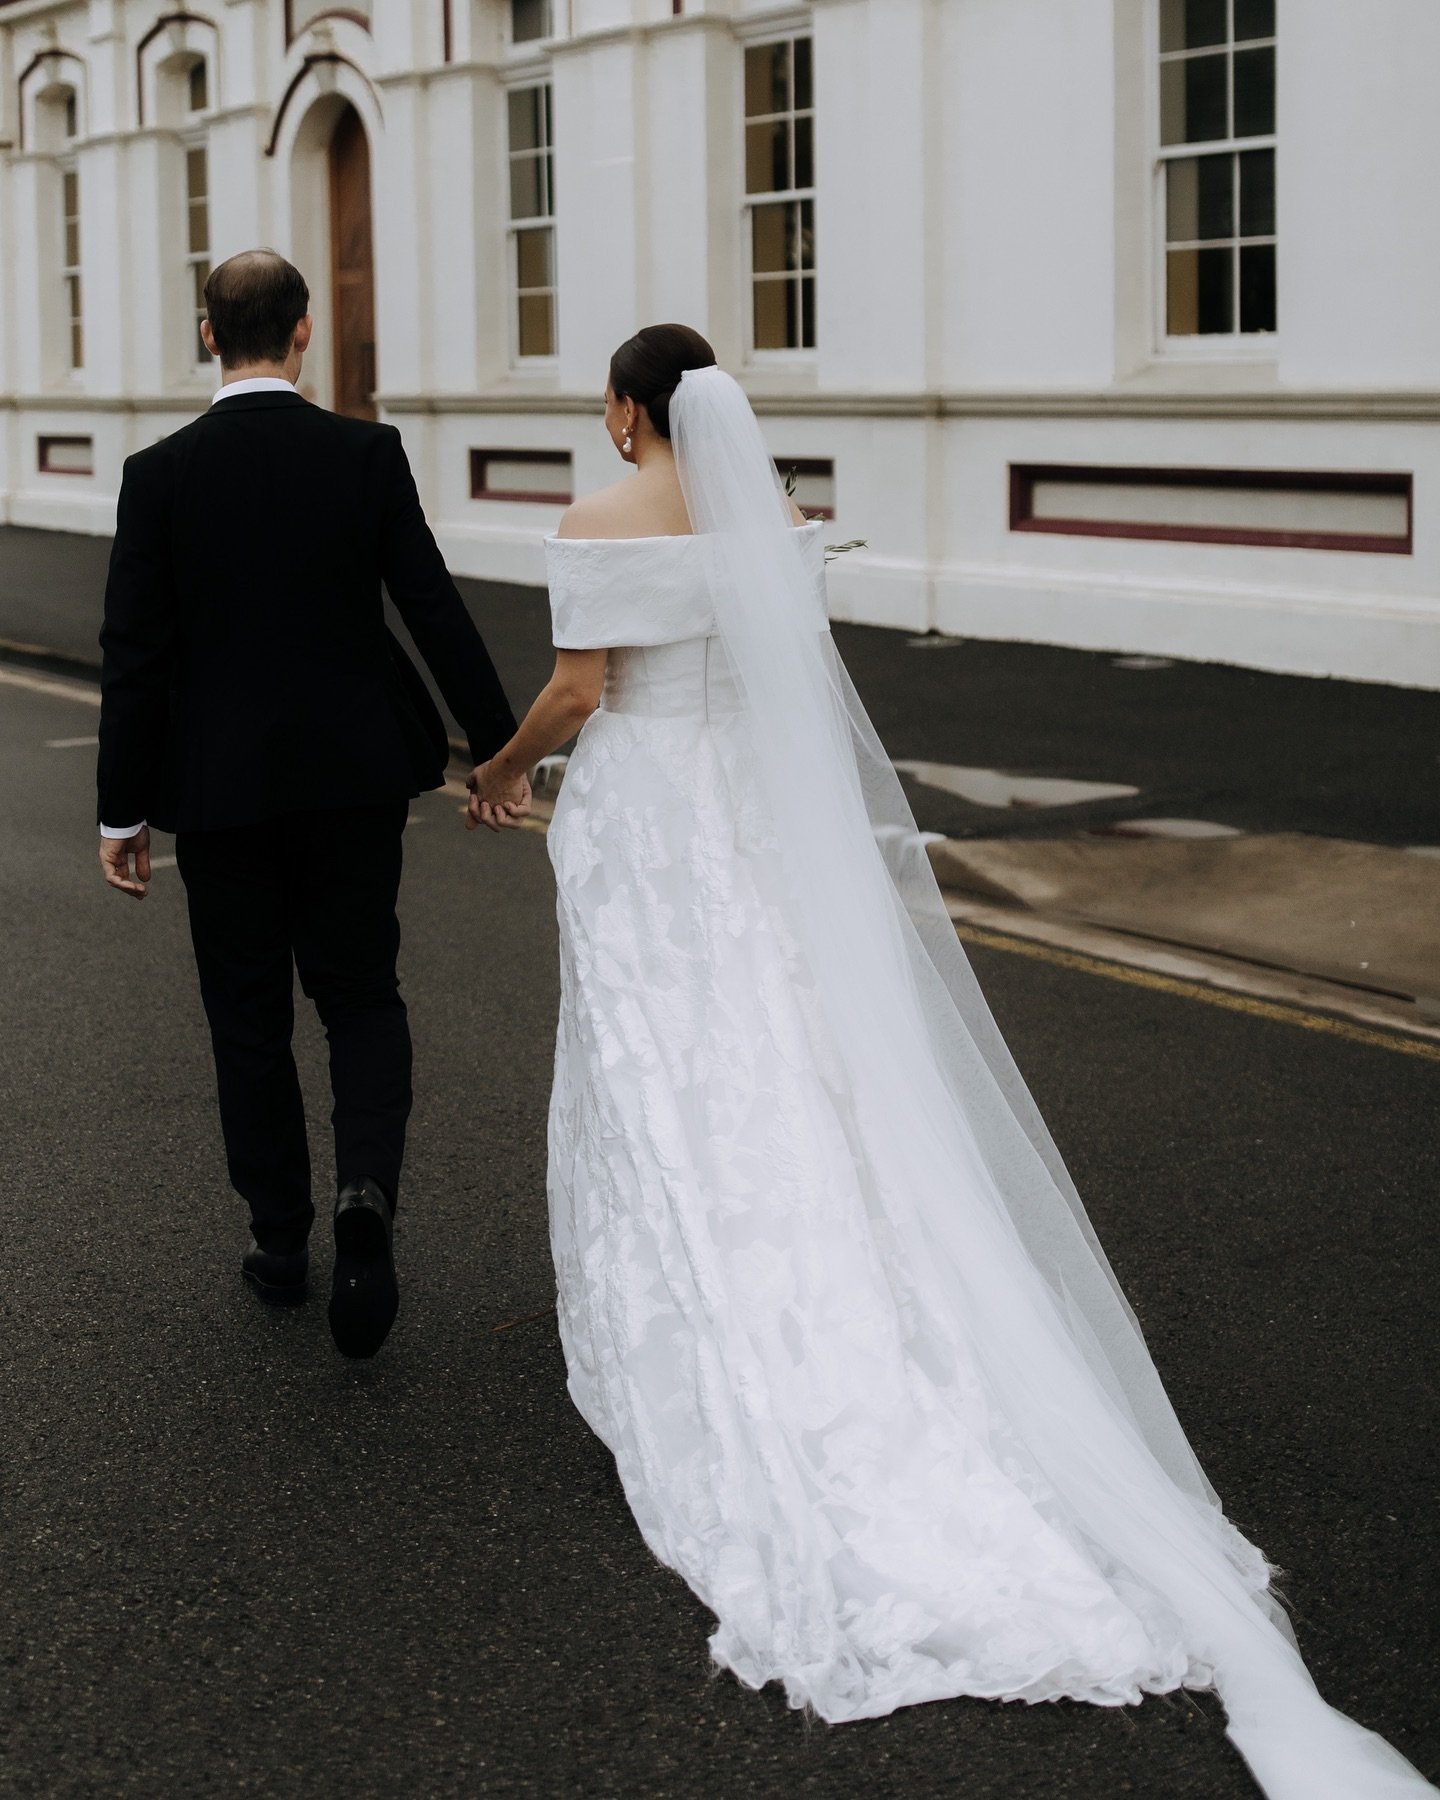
[148,856,178,870]
[0,667,101,706]
[46,735,100,749]
[893,761,1139,809]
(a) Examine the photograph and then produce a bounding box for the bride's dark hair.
[609,324,717,441]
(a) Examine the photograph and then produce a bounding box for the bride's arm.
[465,648,608,832]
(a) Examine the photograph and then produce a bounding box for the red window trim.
[470,447,573,506]
[38,434,94,477]
[1009,463,1413,556]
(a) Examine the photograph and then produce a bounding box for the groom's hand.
[466,762,532,834]
[99,825,152,900]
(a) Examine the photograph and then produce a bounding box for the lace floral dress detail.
[544,528,1220,1722]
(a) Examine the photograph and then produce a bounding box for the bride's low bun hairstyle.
[609,324,717,440]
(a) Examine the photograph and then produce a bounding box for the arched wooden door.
[328,104,376,420]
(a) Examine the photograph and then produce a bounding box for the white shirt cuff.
[100,822,146,839]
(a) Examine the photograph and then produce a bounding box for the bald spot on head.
[203,249,310,368]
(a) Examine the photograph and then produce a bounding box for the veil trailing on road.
[668,364,1436,1800]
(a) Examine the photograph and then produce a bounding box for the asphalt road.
[5,521,1439,847]
[2,671,1437,1799]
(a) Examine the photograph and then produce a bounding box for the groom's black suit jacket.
[98,390,517,834]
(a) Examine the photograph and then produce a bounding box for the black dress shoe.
[241,1236,309,1307]
[328,1178,399,1358]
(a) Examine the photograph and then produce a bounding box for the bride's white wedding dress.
[541,369,1434,1799]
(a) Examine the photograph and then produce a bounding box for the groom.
[97,249,527,1357]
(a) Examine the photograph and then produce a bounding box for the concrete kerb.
[925,832,1440,1032]
[12,646,1435,1049]
[446,734,1440,1047]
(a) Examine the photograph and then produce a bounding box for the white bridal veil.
[668,364,1436,1800]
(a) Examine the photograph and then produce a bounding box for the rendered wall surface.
[0,0,1436,686]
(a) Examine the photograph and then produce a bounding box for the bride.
[467,325,1435,1799]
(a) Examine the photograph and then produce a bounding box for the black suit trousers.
[175,801,412,1249]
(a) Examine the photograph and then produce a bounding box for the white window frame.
[1151,0,1277,361]
[740,28,817,367]
[182,126,211,374]
[60,152,83,374]
[504,79,557,368]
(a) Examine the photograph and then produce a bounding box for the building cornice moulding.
[0,391,215,413]
[373,389,1440,424]
[544,10,754,59]
[0,0,85,24]
[5,391,1439,424]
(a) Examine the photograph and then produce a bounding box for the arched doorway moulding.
[267,57,383,415]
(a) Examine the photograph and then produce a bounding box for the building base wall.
[4,398,1438,690]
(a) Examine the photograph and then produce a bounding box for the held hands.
[99,825,152,900]
[466,761,533,834]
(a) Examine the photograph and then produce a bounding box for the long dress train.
[539,368,1436,1800]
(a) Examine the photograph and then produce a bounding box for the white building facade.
[1,0,1438,687]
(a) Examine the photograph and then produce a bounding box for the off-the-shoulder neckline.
[545,519,825,547]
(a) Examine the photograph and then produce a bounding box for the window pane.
[510,153,543,220]
[508,87,541,152]
[512,0,550,44]
[188,199,208,255]
[1166,245,1233,334]
[63,169,78,215]
[798,197,815,271]
[196,317,208,363]
[1233,46,1275,137]
[64,93,77,138]
[1159,0,1227,52]
[517,292,554,357]
[65,218,80,266]
[753,278,790,350]
[516,225,553,289]
[188,59,208,111]
[793,36,813,111]
[752,202,791,275]
[1239,243,1276,332]
[193,261,209,309]
[745,41,790,118]
[1239,148,1274,237]
[187,148,207,200]
[800,275,815,350]
[746,120,789,194]
[794,114,813,190]
[67,277,83,366]
[784,278,801,351]
[1166,153,1233,242]
[1160,52,1227,146]
[1234,0,1276,43]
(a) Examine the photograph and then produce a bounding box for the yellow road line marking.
[956,923,1440,1064]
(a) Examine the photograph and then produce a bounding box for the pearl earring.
[622,431,633,454]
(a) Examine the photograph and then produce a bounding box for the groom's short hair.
[203,251,310,366]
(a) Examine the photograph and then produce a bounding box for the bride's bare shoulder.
[557,474,693,541]
[556,482,639,541]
